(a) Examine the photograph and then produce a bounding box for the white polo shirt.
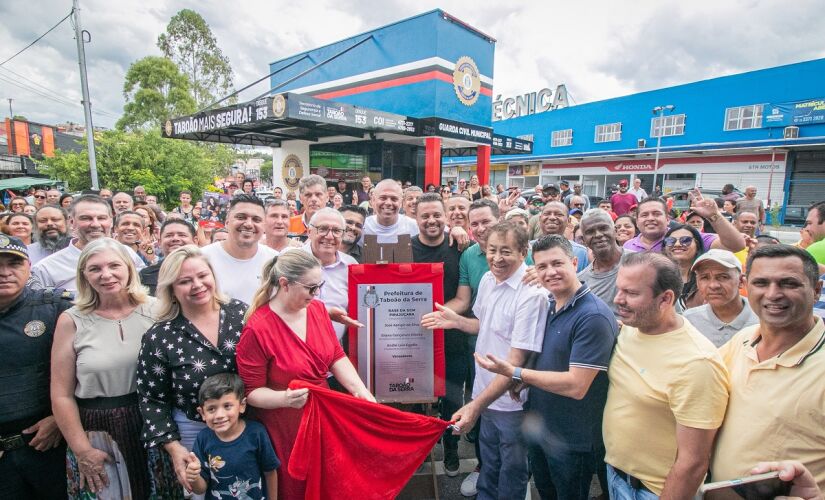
[361,214,419,244]
[201,241,277,305]
[296,242,357,340]
[472,263,549,411]
[31,239,146,293]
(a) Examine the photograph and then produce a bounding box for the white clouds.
[0,0,822,128]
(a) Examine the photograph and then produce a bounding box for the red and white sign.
[541,153,787,175]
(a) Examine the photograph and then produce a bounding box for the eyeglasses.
[664,236,694,247]
[34,195,46,199]
[310,224,344,237]
[293,280,325,295]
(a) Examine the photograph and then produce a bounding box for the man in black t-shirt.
[410,193,465,477]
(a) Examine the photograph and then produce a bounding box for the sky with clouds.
[0,0,822,129]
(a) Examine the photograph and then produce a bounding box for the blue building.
[446,58,825,223]
[164,10,824,224]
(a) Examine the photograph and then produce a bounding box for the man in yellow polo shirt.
[712,245,825,491]
[604,252,730,498]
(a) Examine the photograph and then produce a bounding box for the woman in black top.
[137,245,248,495]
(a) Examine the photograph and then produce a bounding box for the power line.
[0,10,75,67]
[0,72,117,119]
[0,66,118,118]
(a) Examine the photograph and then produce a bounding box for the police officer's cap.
[0,234,29,260]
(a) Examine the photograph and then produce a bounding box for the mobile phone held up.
[696,471,792,500]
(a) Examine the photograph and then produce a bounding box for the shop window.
[595,122,622,143]
[551,129,573,147]
[650,114,686,138]
[724,105,763,130]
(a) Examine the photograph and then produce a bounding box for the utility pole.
[72,0,99,190]
[651,105,675,194]
[7,98,12,118]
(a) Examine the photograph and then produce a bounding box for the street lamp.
[651,105,675,196]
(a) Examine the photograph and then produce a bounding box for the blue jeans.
[606,463,659,500]
[529,444,601,500]
[477,409,529,500]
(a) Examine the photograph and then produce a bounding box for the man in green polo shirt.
[803,201,825,268]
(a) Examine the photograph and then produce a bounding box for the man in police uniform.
[0,235,72,498]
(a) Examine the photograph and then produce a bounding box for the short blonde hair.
[74,238,147,314]
[155,245,227,321]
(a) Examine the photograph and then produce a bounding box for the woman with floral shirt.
[137,245,248,497]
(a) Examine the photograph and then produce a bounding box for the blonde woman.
[51,238,157,498]
[236,251,374,500]
[137,245,247,496]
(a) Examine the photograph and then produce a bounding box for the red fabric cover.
[236,300,345,499]
[288,380,451,500]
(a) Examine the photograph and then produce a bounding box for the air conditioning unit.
[637,138,646,148]
[784,126,800,139]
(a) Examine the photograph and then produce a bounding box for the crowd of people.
[0,173,823,500]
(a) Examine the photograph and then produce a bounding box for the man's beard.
[36,231,69,252]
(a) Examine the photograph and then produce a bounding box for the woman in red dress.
[236,250,374,499]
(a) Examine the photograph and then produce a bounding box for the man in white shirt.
[28,206,69,264]
[201,194,276,304]
[32,195,145,292]
[300,207,358,340]
[264,199,297,253]
[362,179,419,244]
[629,177,648,202]
[422,221,549,499]
[112,191,134,214]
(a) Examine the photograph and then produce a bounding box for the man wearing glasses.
[201,194,277,304]
[32,189,48,209]
[563,183,590,211]
[300,207,359,341]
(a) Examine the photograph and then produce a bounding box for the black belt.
[0,432,30,452]
[76,392,138,410]
[614,467,653,493]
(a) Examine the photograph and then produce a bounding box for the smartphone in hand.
[696,471,791,500]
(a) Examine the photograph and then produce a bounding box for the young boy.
[185,373,280,499]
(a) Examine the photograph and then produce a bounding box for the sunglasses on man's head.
[664,236,694,247]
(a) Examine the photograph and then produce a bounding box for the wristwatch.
[707,213,720,223]
[512,367,524,384]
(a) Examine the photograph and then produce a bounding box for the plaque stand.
[362,234,412,264]
[355,240,441,499]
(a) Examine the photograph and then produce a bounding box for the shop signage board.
[283,93,419,134]
[764,98,825,127]
[347,263,445,403]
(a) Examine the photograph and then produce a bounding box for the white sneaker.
[460,470,480,497]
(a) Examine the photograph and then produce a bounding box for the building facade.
[447,58,825,223]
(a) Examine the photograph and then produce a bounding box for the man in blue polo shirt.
[477,234,617,499]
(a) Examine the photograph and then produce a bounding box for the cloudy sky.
[0,0,822,129]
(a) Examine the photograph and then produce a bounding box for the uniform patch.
[24,320,46,338]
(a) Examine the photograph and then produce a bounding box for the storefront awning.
[0,176,56,191]
[163,92,532,155]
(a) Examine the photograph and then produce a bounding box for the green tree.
[116,56,197,131]
[39,129,235,206]
[157,9,235,107]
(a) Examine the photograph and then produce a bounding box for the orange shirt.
[289,214,308,237]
